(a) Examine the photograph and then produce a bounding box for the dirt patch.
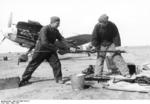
[1,47,150,99]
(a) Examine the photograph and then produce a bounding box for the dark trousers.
[21,50,62,82]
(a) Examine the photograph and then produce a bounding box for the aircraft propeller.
[0,12,14,45]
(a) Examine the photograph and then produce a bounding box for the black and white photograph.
[0,0,150,102]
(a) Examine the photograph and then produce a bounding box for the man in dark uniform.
[92,14,130,77]
[19,16,70,87]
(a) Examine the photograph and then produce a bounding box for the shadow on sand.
[29,76,71,84]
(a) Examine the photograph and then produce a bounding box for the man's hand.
[90,47,96,53]
[69,47,76,53]
[115,46,124,50]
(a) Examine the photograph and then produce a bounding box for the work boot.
[82,65,95,75]
[104,70,121,76]
[19,80,29,87]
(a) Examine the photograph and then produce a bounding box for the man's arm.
[56,31,70,50]
[91,24,100,47]
[40,26,57,52]
[112,22,121,47]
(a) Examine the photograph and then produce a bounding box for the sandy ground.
[1,46,150,100]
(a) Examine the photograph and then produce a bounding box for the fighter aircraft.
[0,13,92,63]
[0,13,91,53]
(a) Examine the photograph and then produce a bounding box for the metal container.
[71,74,85,91]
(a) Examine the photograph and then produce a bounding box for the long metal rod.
[70,50,126,53]
[33,50,126,53]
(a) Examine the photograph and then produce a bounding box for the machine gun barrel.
[85,75,135,83]
[85,76,111,82]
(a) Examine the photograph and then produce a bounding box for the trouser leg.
[47,53,62,82]
[94,56,105,76]
[108,44,130,76]
[106,43,118,72]
[21,52,46,81]
[113,54,130,76]
[94,46,107,76]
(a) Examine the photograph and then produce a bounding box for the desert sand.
[1,46,150,100]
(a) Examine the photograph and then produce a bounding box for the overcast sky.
[0,0,150,53]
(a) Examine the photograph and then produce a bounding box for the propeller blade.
[8,12,13,28]
[1,37,6,41]
[0,37,6,45]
